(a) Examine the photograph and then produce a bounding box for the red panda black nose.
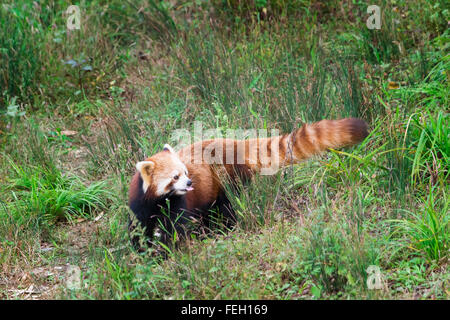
[187,180,192,186]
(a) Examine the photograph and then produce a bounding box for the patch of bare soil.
[1,217,104,300]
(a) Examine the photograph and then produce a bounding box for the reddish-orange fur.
[128,118,368,248]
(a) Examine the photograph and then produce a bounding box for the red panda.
[128,118,369,249]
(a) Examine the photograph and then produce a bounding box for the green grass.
[389,187,449,262]
[0,1,44,105]
[5,161,111,223]
[0,0,449,300]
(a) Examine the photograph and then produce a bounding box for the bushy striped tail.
[177,118,369,175]
[279,118,369,164]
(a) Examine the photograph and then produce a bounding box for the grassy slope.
[0,0,448,299]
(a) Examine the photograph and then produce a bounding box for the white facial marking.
[141,152,191,197]
[155,177,172,196]
[173,175,192,195]
[165,157,192,195]
[142,181,149,194]
[173,157,188,175]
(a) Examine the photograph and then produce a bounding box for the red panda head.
[136,144,193,197]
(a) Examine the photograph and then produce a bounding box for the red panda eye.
[174,175,179,180]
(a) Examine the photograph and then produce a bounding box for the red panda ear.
[136,161,155,177]
[163,144,175,153]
